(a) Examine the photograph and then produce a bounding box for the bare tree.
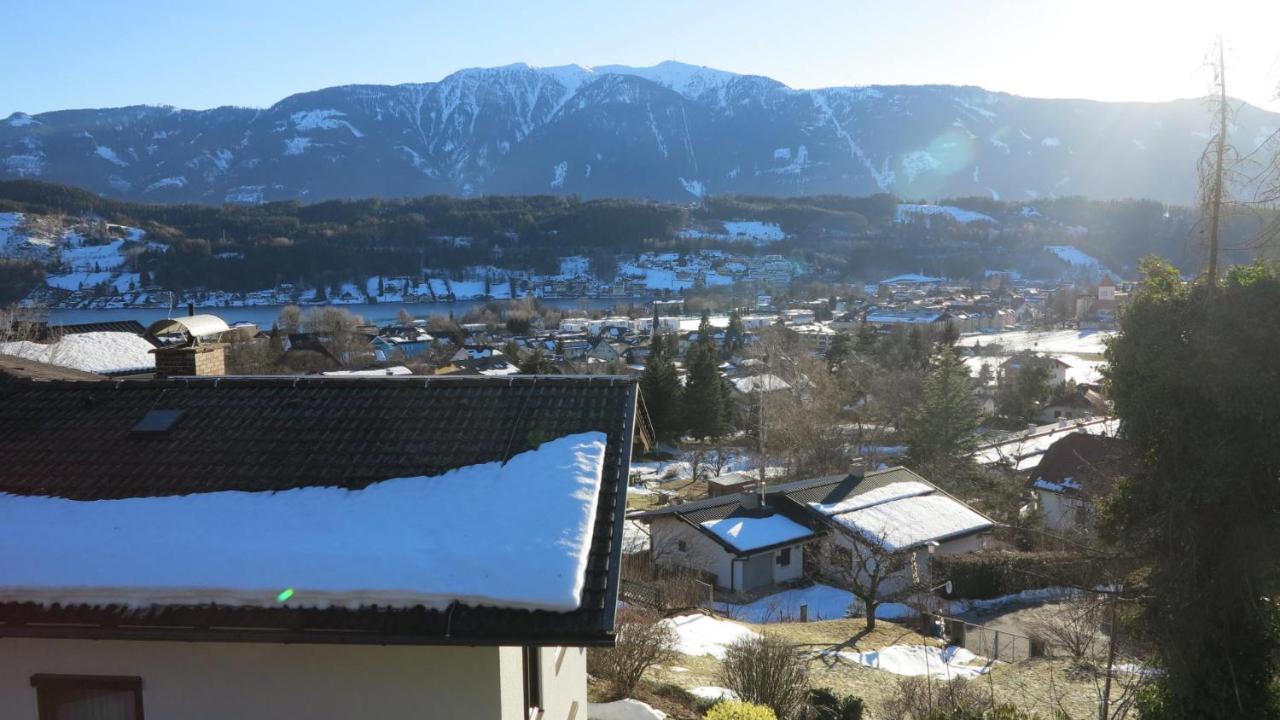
[587,607,677,700]
[1026,597,1105,660]
[816,531,916,632]
[1199,38,1232,285]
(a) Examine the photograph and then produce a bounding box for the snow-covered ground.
[1045,245,1102,271]
[973,418,1118,467]
[822,645,992,679]
[660,613,759,659]
[0,432,607,612]
[588,699,667,720]
[957,329,1113,356]
[896,204,998,225]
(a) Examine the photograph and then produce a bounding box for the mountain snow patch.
[291,109,364,138]
[95,146,128,167]
[4,154,45,176]
[679,177,705,198]
[899,150,940,183]
[897,204,997,225]
[6,113,39,127]
[284,137,313,156]
[1045,245,1107,275]
[1041,137,1061,147]
[773,147,792,161]
[551,161,568,189]
[144,176,187,193]
[723,220,786,243]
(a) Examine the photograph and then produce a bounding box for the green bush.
[806,687,864,720]
[705,700,777,720]
[933,550,1094,599]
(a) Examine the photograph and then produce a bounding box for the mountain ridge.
[4,61,1276,205]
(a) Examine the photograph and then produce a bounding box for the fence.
[932,614,1044,663]
[621,577,715,613]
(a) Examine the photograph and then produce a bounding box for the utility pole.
[1205,37,1228,287]
[1099,593,1120,720]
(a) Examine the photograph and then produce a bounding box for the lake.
[46,298,625,328]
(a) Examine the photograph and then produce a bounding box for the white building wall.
[544,646,587,720]
[1036,489,1091,535]
[772,546,805,584]
[649,517,735,589]
[2,638,520,720]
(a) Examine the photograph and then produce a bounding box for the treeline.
[3,180,1274,295]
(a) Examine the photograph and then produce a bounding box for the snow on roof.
[824,494,992,551]
[972,418,1118,466]
[810,481,933,516]
[0,432,607,613]
[0,331,155,375]
[880,273,946,285]
[1033,477,1083,494]
[701,514,812,553]
[865,309,946,324]
[322,366,412,376]
[732,374,790,393]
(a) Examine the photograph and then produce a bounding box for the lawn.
[628,614,1144,719]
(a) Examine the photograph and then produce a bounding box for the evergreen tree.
[517,347,555,374]
[903,349,982,479]
[1109,260,1280,718]
[683,340,728,441]
[724,309,746,358]
[995,358,1051,422]
[639,333,683,443]
[826,332,855,371]
[268,323,284,355]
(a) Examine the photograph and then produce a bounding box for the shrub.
[806,687,865,720]
[882,676,987,720]
[719,635,810,720]
[933,550,1094,599]
[586,607,677,700]
[704,700,778,720]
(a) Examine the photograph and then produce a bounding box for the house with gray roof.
[634,466,993,595]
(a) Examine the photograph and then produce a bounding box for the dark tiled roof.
[0,375,639,646]
[1028,432,1131,497]
[0,354,106,382]
[770,467,924,506]
[9,320,154,342]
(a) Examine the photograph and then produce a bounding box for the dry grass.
[643,616,1143,720]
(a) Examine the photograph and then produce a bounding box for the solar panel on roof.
[131,409,184,435]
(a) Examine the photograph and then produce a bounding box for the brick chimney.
[152,343,225,377]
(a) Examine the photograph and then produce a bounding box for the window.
[522,646,543,718]
[676,540,687,553]
[31,675,143,720]
[776,548,792,567]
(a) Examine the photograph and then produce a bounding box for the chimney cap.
[848,458,868,479]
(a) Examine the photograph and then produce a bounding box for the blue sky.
[2,0,1278,116]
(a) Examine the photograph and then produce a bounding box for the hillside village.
[2,263,1137,719]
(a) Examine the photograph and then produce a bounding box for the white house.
[636,467,992,597]
[0,375,646,720]
[637,494,817,593]
[1028,431,1129,536]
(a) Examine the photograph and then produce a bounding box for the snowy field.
[660,613,759,659]
[896,204,998,225]
[957,329,1113,356]
[822,645,992,679]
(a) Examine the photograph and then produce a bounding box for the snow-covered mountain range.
[3,61,1276,205]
